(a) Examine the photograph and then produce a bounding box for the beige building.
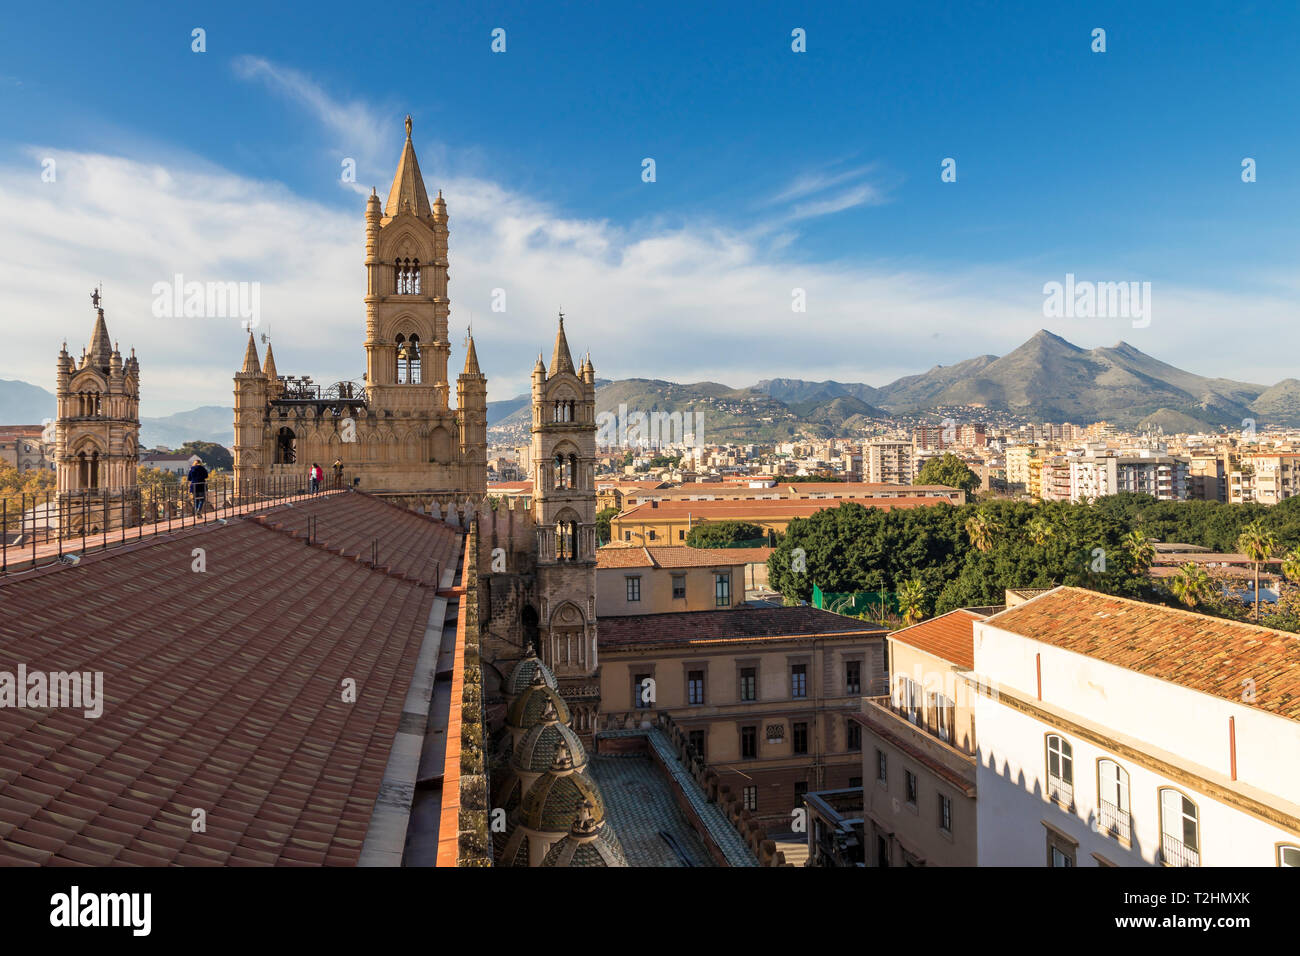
[865,439,915,484]
[598,606,887,827]
[595,545,772,616]
[1005,445,1039,495]
[851,609,988,867]
[232,116,487,506]
[1229,453,1300,505]
[0,426,54,475]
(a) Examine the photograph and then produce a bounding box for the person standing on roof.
[332,458,343,489]
[309,462,321,492]
[187,457,209,515]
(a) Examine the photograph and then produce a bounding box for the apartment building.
[849,609,990,867]
[598,606,887,827]
[914,424,987,450]
[1005,445,1039,495]
[970,587,1300,867]
[1229,453,1300,505]
[1188,454,1229,502]
[1068,451,1188,503]
[0,425,55,474]
[866,439,915,484]
[595,545,769,615]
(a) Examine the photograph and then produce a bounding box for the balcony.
[1097,799,1131,842]
[1047,775,1073,809]
[1160,835,1200,867]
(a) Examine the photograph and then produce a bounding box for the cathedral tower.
[55,289,140,533]
[530,314,600,732]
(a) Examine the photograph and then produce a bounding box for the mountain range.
[6,331,1298,448]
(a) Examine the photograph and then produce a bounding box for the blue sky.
[2,1,1299,413]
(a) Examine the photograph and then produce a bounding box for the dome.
[494,827,530,867]
[511,705,587,773]
[519,743,605,832]
[505,655,557,698]
[507,670,570,730]
[539,801,628,868]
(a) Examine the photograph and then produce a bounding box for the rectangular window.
[845,660,862,695]
[634,673,653,709]
[791,663,808,699]
[1046,827,1077,867]
[715,573,731,607]
[895,677,922,724]
[672,573,686,599]
[847,721,861,752]
[939,794,952,833]
[678,529,686,541]
[688,729,706,758]
[929,692,954,743]
[625,576,641,602]
[849,776,863,789]
[741,725,757,759]
[687,670,705,705]
[648,529,656,541]
[739,667,757,702]
[876,749,887,783]
[623,530,631,541]
[742,785,757,811]
[792,722,808,755]
[905,770,917,805]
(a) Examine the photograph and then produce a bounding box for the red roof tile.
[598,606,885,648]
[986,587,1300,721]
[889,609,985,670]
[0,492,464,865]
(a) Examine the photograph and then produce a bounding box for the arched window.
[554,452,577,489]
[1045,734,1073,805]
[556,519,579,561]
[76,451,86,489]
[395,334,421,384]
[88,450,99,489]
[1097,759,1130,837]
[275,426,296,465]
[1158,788,1199,867]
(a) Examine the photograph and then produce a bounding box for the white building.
[970,587,1300,867]
[1068,451,1188,503]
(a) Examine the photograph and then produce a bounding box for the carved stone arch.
[380,312,431,343]
[377,224,436,263]
[549,600,587,628]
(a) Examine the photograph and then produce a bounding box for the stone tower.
[55,289,140,533]
[231,331,269,490]
[530,314,600,734]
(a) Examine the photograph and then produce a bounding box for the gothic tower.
[530,314,600,735]
[457,331,488,495]
[55,290,140,533]
[231,331,269,489]
[364,114,451,411]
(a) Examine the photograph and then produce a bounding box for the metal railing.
[1098,799,1131,839]
[1047,776,1073,808]
[1159,834,1200,867]
[0,475,346,575]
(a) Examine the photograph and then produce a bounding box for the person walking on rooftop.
[187,457,208,515]
[309,462,321,493]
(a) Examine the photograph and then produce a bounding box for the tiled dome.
[505,655,558,697]
[518,743,605,832]
[539,800,627,867]
[512,707,587,773]
[506,670,570,730]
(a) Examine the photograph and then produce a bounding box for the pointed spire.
[549,310,575,377]
[263,340,278,381]
[462,331,482,376]
[384,115,432,218]
[240,331,261,374]
[87,304,113,369]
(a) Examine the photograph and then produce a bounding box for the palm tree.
[897,579,926,626]
[1236,520,1277,622]
[1122,530,1156,574]
[965,511,998,553]
[1282,548,1300,585]
[1169,562,1216,609]
[1027,515,1055,547]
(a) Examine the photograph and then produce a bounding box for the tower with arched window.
[230,117,487,500]
[55,290,140,534]
[529,314,600,733]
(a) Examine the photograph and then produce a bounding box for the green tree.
[965,510,998,553]
[686,520,765,548]
[1168,562,1216,609]
[1122,530,1156,574]
[897,578,926,626]
[916,452,979,495]
[1027,514,1055,547]
[176,441,233,472]
[1236,520,1278,622]
[595,507,619,545]
[1282,548,1300,585]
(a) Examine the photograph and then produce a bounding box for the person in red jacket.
[309,462,321,492]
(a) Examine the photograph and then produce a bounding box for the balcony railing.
[1098,799,1131,840]
[1047,775,1073,808]
[1159,835,1200,867]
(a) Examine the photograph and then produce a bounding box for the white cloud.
[1,62,1296,429]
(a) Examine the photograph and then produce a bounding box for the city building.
[971,587,1300,867]
[595,545,770,615]
[865,439,915,484]
[1068,450,1188,503]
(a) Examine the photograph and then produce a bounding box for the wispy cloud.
[788,183,886,220]
[772,164,879,203]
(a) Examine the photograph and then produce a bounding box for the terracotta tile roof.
[632,482,959,500]
[595,546,775,570]
[616,497,950,521]
[889,609,985,670]
[0,492,464,865]
[599,606,885,648]
[985,587,1300,721]
[487,481,533,494]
